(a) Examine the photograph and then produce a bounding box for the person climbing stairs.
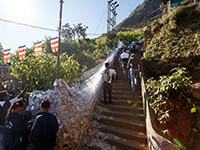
[86,55,148,150]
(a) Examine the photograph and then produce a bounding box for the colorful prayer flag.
[3,49,11,63]
[50,37,59,53]
[18,45,26,60]
[34,41,42,56]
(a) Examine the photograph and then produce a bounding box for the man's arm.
[16,86,29,99]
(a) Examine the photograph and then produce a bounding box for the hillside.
[116,0,162,30]
[143,2,200,78]
[142,3,200,149]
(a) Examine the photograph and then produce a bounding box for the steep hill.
[116,0,162,30]
[142,3,200,149]
[143,2,200,78]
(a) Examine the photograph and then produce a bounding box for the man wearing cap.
[31,99,59,150]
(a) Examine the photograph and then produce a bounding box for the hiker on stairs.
[102,62,116,105]
[119,49,129,80]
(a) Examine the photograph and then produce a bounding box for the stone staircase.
[94,57,148,150]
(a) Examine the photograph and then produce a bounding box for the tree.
[0,43,4,65]
[74,23,88,39]
[116,30,143,43]
[62,23,75,40]
[93,36,109,58]
[62,23,88,40]
[10,53,81,91]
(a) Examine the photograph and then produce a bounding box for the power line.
[87,33,102,36]
[0,18,58,32]
[0,17,102,36]
[95,8,107,35]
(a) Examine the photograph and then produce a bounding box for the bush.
[10,53,81,91]
[145,67,192,124]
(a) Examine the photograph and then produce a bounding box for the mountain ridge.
[116,0,162,30]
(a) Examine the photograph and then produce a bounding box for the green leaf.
[173,138,187,150]
[127,100,132,104]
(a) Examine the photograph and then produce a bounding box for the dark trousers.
[103,82,112,104]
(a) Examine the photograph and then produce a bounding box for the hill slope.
[142,3,200,149]
[143,3,200,78]
[116,0,162,29]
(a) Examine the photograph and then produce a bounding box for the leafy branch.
[145,67,192,124]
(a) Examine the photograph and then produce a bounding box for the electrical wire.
[94,8,107,36]
[0,17,102,36]
[0,18,58,32]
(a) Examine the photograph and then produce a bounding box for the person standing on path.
[31,99,59,150]
[102,62,116,104]
[6,100,28,150]
[119,49,129,80]
[0,86,29,125]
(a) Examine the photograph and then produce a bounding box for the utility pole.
[107,0,119,33]
[57,0,64,79]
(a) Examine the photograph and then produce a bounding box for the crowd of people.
[118,41,141,91]
[0,88,59,150]
[102,40,142,104]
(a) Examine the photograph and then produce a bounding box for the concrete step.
[112,89,139,95]
[105,105,144,114]
[99,125,147,143]
[111,100,143,107]
[112,93,141,101]
[101,111,145,122]
[112,89,142,96]
[112,85,141,91]
[99,116,146,133]
[106,138,148,150]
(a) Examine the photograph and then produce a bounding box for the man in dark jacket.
[0,90,13,125]
[31,100,59,150]
[6,100,28,150]
[0,86,29,125]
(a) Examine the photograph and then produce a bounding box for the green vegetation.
[143,3,200,77]
[116,30,143,43]
[10,53,82,91]
[143,2,200,146]
[93,36,109,58]
[62,23,88,40]
[146,68,192,124]
[196,33,200,47]
[191,106,200,113]
[0,43,4,65]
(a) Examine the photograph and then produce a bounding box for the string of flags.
[3,37,59,64]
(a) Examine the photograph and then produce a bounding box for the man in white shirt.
[102,62,116,104]
[119,49,129,79]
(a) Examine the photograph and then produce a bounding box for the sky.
[0,0,143,52]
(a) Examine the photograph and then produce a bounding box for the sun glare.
[4,0,33,22]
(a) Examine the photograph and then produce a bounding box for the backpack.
[102,69,111,82]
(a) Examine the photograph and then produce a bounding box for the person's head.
[40,99,50,112]
[0,90,10,101]
[12,100,25,113]
[105,62,110,69]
